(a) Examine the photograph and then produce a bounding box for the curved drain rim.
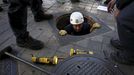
[56,13,100,36]
[53,55,125,75]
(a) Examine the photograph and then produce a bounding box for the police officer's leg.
[30,0,53,22]
[117,1,134,56]
[8,0,44,50]
[110,2,134,64]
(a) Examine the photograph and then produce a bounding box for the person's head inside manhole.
[59,12,101,36]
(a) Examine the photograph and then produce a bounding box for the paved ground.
[0,0,134,75]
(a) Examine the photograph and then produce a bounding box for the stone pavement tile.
[18,61,55,75]
[43,35,60,50]
[96,11,117,30]
[75,39,104,58]
[55,44,74,54]
[102,31,119,40]
[18,62,41,75]
[90,35,104,42]
[46,2,72,13]
[91,9,98,14]
[80,0,95,3]
[54,50,70,58]
[85,4,93,12]
[0,35,15,50]
[0,29,13,45]
[26,16,50,39]
[34,21,56,40]
[34,23,60,50]
[42,0,56,9]
[75,38,90,48]
[61,2,73,12]
[93,3,99,8]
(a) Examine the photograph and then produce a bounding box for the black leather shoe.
[34,14,53,22]
[17,36,44,50]
[110,38,124,50]
[110,52,134,65]
[0,7,3,12]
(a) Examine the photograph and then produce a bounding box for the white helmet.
[70,12,84,25]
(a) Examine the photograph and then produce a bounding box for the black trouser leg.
[117,2,134,56]
[8,0,29,39]
[30,0,44,18]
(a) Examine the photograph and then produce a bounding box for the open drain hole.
[56,13,100,36]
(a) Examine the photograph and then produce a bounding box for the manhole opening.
[56,13,98,36]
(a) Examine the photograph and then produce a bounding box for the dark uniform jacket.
[116,0,134,10]
[64,23,91,35]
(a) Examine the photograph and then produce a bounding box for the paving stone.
[42,0,56,9]
[90,35,104,42]
[56,44,74,54]
[75,38,90,48]
[102,31,119,39]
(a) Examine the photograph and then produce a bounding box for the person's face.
[73,24,82,32]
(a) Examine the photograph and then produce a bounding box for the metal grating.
[0,58,18,75]
[53,55,124,75]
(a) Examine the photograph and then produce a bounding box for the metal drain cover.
[53,55,124,75]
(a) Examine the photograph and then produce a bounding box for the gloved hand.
[90,23,101,32]
[59,30,67,36]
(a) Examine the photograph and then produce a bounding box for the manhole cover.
[53,55,124,75]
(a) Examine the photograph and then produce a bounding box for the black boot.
[16,36,44,50]
[110,51,134,65]
[110,38,124,50]
[0,7,3,12]
[34,13,53,22]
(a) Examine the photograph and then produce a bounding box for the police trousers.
[8,0,43,39]
[117,1,134,55]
